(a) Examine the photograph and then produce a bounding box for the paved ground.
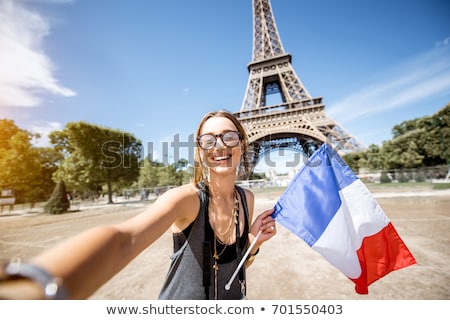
[0,187,449,300]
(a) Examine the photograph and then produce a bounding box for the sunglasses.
[197,131,241,150]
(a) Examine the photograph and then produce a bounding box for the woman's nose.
[214,138,225,149]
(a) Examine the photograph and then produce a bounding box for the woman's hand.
[249,208,276,247]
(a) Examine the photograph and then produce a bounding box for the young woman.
[0,110,276,300]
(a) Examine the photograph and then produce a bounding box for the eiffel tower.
[234,0,366,173]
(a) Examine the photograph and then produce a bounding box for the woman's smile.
[207,151,234,168]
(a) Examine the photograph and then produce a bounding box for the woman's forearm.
[30,225,134,299]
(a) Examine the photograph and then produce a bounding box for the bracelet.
[2,260,68,299]
[246,248,260,261]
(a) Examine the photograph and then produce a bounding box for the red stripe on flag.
[351,222,417,294]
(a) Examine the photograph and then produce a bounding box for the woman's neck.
[207,174,236,200]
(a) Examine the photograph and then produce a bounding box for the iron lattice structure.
[234,0,366,173]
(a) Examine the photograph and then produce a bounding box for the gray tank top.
[158,185,249,300]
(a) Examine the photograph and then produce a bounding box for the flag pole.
[225,229,262,290]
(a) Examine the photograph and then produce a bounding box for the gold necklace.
[209,191,239,244]
[212,190,239,299]
[213,234,228,260]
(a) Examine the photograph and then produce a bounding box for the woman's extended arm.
[0,184,199,300]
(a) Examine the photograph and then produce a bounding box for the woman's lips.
[210,153,232,164]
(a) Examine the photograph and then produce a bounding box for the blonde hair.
[193,110,250,185]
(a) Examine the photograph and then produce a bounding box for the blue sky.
[1,0,449,173]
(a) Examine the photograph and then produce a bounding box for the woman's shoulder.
[237,185,254,202]
[160,183,199,202]
[161,184,202,232]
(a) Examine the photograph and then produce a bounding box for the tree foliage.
[383,104,449,169]
[136,159,164,188]
[344,103,450,173]
[0,119,60,204]
[44,180,70,214]
[49,122,142,203]
[136,158,190,189]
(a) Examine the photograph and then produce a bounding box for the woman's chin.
[209,165,236,176]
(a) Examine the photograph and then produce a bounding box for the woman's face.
[199,116,243,177]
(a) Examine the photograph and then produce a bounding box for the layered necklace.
[209,190,239,299]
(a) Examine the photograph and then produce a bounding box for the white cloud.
[436,37,450,47]
[0,0,75,108]
[30,121,62,147]
[328,41,450,123]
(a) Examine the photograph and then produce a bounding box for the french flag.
[273,143,416,294]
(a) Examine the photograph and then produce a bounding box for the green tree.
[425,105,450,166]
[50,122,141,203]
[0,119,56,205]
[172,159,190,185]
[348,103,449,172]
[250,171,266,180]
[365,144,384,170]
[36,147,64,199]
[379,172,392,183]
[136,159,163,188]
[391,118,422,138]
[146,158,190,187]
[342,150,365,173]
[44,180,70,214]
[400,141,424,169]
[381,104,449,169]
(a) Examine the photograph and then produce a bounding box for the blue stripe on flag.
[324,144,357,190]
[273,144,347,246]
